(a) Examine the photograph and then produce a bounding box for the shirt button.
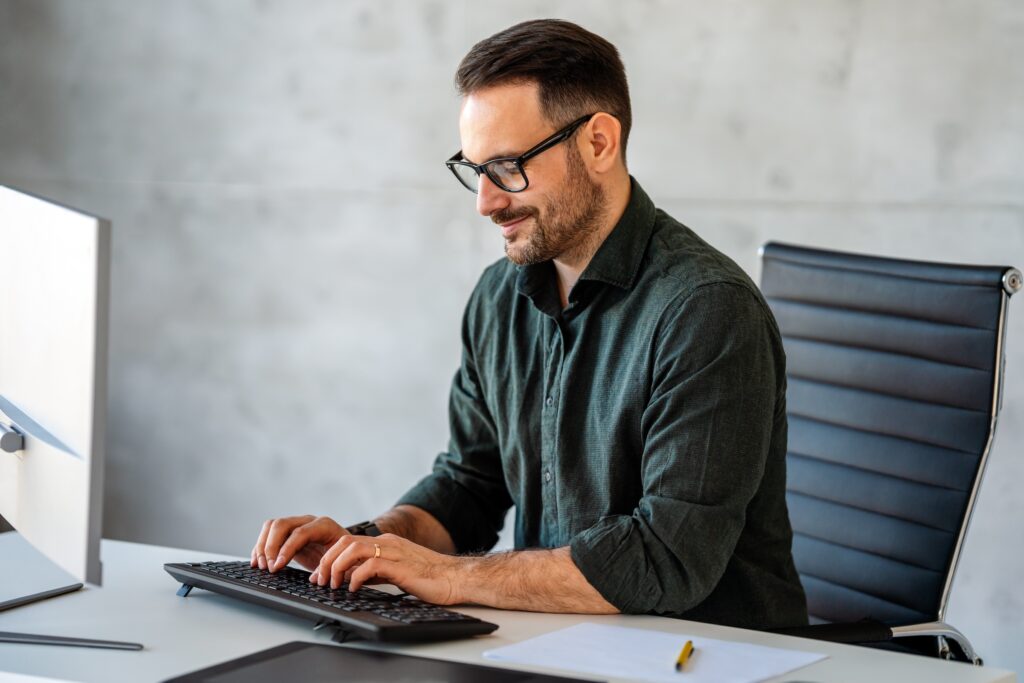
[544,470,552,483]
[545,396,554,407]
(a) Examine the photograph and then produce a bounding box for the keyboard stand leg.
[311,618,358,644]
[176,584,194,597]
[329,627,358,644]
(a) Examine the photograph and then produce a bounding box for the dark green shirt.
[398,179,807,630]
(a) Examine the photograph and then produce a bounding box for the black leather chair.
[759,242,1021,664]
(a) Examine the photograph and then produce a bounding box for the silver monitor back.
[0,185,109,587]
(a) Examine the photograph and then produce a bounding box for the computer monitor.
[0,185,110,610]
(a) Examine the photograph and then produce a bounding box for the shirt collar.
[515,177,657,311]
[577,177,656,291]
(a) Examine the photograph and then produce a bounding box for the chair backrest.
[759,242,1020,626]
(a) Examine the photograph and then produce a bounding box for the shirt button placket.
[540,318,563,543]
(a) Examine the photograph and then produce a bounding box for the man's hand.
[252,511,616,614]
[311,533,462,605]
[251,515,348,572]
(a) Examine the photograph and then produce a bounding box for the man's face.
[458,83,606,266]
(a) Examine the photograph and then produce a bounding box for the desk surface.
[0,539,1015,683]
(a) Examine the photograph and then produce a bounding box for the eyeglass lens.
[452,159,527,193]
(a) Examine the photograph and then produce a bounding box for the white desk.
[0,540,1015,683]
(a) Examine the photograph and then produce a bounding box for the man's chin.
[504,243,530,266]
[504,239,539,266]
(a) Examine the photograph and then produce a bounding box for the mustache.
[491,206,537,225]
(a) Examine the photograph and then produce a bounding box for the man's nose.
[476,174,510,217]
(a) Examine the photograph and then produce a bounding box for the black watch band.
[346,520,382,537]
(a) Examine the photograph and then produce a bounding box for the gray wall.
[2,0,1022,672]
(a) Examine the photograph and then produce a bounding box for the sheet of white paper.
[484,622,827,683]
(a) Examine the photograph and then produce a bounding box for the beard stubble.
[494,145,608,267]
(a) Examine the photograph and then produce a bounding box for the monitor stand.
[0,532,142,650]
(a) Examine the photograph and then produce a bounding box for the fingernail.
[258,555,266,569]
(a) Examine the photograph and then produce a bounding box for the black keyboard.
[164,560,498,643]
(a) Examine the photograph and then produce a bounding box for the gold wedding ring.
[373,543,381,559]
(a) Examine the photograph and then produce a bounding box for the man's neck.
[553,175,632,308]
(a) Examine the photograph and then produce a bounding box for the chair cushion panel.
[762,242,1011,290]
[793,534,942,618]
[787,453,967,532]
[800,574,932,625]
[761,259,1001,330]
[768,298,996,372]
[788,378,990,455]
[786,492,952,573]
[788,415,977,492]
[784,336,993,413]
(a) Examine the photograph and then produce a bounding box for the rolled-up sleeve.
[569,282,781,614]
[396,289,512,553]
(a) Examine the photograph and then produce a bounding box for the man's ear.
[581,112,622,173]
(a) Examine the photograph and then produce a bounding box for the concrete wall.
[1,0,1021,672]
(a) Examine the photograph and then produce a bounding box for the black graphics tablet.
[164,641,603,683]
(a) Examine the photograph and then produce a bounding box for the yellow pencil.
[675,640,694,671]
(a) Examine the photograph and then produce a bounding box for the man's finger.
[329,533,401,588]
[264,515,314,571]
[330,539,377,589]
[348,558,393,592]
[274,518,337,571]
[252,519,274,568]
[314,535,354,587]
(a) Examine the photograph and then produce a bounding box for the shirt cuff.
[569,515,664,614]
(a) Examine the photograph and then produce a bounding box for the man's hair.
[455,19,632,160]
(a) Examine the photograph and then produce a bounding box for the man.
[252,19,807,630]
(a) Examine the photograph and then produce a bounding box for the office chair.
[759,242,1020,665]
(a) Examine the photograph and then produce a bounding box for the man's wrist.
[442,553,476,605]
[373,505,457,554]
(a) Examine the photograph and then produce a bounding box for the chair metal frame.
[924,269,1020,664]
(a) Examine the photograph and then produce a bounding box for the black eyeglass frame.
[445,113,596,194]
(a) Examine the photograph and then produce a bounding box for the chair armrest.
[771,620,893,644]
[771,620,981,665]
[891,621,981,665]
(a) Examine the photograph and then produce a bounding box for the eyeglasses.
[445,114,595,194]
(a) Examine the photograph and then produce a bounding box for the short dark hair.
[455,19,632,160]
